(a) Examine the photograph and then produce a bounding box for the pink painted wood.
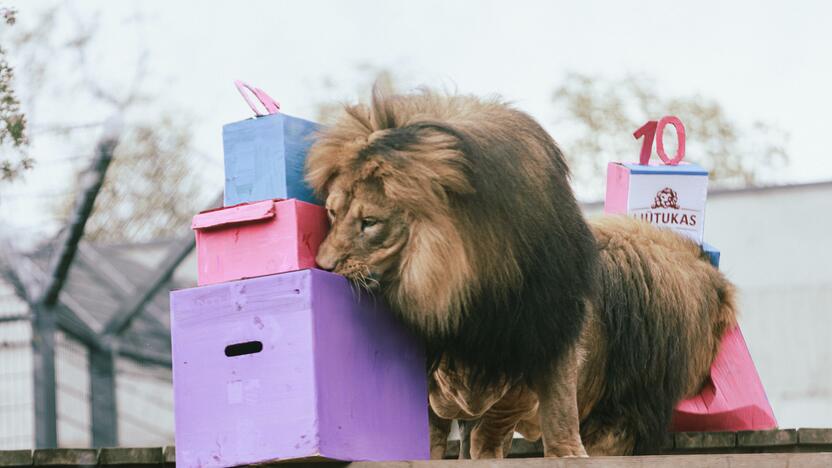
[633,116,686,165]
[655,116,686,165]
[604,162,631,214]
[671,325,778,432]
[192,199,328,286]
[633,120,658,165]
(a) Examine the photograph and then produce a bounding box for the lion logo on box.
[651,187,680,209]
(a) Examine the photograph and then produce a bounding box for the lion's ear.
[405,127,474,197]
[376,148,473,211]
[305,148,340,198]
[306,137,366,198]
[425,155,473,197]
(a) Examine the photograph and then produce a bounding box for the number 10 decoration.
[634,116,686,165]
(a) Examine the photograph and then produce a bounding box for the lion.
[304,87,735,458]
[306,87,597,457]
[429,216,737,458]
[652,187,680,209]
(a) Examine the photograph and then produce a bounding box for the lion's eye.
[360,217,379,231]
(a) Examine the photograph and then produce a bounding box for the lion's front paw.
[544,442,588,458]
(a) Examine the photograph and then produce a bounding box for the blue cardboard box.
[223,113,320,206]
[702,242,720,268]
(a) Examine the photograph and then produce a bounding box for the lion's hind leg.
[580,418,636,456]
[428,406,452,459]
[469,383,538,459]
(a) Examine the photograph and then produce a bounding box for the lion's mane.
[305,88,599,387]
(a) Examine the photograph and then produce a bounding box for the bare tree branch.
[66,5,149,111]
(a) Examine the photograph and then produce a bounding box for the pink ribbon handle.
[234,80,281,116]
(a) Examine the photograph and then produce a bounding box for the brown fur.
[429,216,738,458]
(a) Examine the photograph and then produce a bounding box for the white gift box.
[605,162,709,244]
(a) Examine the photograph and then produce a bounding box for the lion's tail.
[585,216,737,455]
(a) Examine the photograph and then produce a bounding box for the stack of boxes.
[605,143,777,432]
[170,85,429,467]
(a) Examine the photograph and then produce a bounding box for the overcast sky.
[2,0,831,240]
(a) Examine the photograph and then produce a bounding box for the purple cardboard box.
[170,269,429,466]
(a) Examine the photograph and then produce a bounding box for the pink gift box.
[671,325,777,432]
[192,199,327,286]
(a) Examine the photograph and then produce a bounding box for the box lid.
[192,200,276,230]
[619,162,708,176]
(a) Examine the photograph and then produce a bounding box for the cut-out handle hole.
[225,341,263,357]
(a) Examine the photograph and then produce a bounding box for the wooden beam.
[0,241,42,306]
[89,346,118,447]
[0,313,31,323]
[39,119,121,307]
[33,119,121,448]
[101,193,222,338]
[116,344,172,368]
[31,303,57,449]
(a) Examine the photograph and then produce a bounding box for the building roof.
[580,179,832,211]
[1,238,189,367]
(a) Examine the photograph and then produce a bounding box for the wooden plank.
[162,446,175,466]
[674,431,736,450]
[738,429,798,447]
[98,447,164,465]
[0,450,32,467]
[31,449,97,466]
[798,428,832,445]
[343,453,832,468]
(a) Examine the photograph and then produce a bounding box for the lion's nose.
[315,243,338,271]
[316,254,335,271]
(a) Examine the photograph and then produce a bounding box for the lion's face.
[659,192,671,205]
[315,176,409,290]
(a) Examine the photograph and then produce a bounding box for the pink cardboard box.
[605,162,709,244]
[192,199,327,286]
[671,325,777,432]
[170,269,430,466]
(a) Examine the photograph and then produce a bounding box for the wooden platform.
[0,429,829,467]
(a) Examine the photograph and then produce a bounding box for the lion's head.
[306,90,481,333]
[305,87,598,385]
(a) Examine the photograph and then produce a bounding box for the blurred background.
[0,0,829,449]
